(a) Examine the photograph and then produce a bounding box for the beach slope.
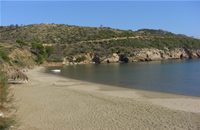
[12,67,200,130]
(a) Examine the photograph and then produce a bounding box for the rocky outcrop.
[62,48,200,65]
[184,48,199,59]
[127,48,200,62]
[127,48,162,62]
[101,53,119,63]
[63,53,96,65]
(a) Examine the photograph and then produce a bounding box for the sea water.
[46,59,200,96]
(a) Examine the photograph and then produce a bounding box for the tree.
[10,24,14,30]
[31,42,37,50]
[31,42,45,55]
[31,43,47,62]
[15,24,19,28]
[46,46,54,57]
[16,39,27,49]
[36,54,44,64]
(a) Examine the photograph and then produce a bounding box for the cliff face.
[62,48,200,65]
[126,48,200,62]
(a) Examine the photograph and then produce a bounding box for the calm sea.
[46,59,200,97]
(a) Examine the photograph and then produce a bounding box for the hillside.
[1,23,200,66]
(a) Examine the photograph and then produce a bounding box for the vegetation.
[0,23,200,62]
[0,71,16,129]
[0,24,137,44]
[0,50,10,63]
[74,56,87,62]
[45,46,54,57]
[0,23,199,129]
[31,42,50,64]
[36,54,44,64]
[16,39,28,49]
[31,42,46,55]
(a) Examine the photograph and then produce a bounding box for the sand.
[12,67,200,130]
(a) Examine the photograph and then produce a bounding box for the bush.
[16,39,28,49]
[74,56,87,62]
[67,58,73,62]
[111,48,116,53]
[46,46,54,57]
[0,50,10,63]
[0,50,6,56]
[1,56,9,63]
[0,71,16,129]
[46,59,63,62]
[118,48,122,53]
[36,54,44,64]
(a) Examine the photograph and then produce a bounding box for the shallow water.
[46,59,200,96]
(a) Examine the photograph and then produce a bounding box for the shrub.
[46,46,54,57]
[0,50,10,63]
[0,71,16,129]
[0,50,6,56]
[118,48,122,53]
[36,54,44,64]
[74,56,87,62]
[46,59,63,62]
[111,48,116,53]
[67,58,73,62]
[16,39,28,49]
[1,56,9,63]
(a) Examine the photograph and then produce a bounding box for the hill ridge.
[1,23,200,65]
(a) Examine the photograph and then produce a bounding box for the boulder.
[127,55,147,62]
[146,51,162,61]
[100,53,119,63]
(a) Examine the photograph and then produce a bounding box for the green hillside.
[1,23,200,62]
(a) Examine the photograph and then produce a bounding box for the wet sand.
[12,67,200,129]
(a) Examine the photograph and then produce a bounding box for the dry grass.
[0,71,16,129]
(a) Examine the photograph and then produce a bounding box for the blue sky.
[1,0,200,38]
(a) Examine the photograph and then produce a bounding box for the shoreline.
[12,66,200,129]
[45,59,200,97]
[45,64,200,98]
[44,57,200,66]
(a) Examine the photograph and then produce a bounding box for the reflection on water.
[46,59,200,96]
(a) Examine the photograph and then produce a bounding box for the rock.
[167,48,188,59]
[146,50,162,61]
[107,53,119,63]
[61,48,200,65]
[69,62,73,65]
[127,55,147,62]
[196,50,200,57]
[182,48,198,59]
[0,111,4,118]
[99,53,119,63]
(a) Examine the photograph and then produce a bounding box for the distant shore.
[12,66,200,129]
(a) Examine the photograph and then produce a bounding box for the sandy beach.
[12,66,200,130]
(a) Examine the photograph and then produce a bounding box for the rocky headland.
[62,48,200,65]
